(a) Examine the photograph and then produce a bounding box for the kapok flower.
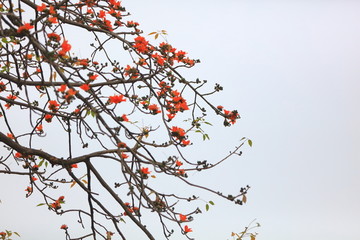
[171,126,186,140]
[108,94,126,104]
[0,81,6,92]
[25,186,32,193]
[36,124,43,132]
[184,225,192,233]
[57,84,67,92]
[120,153,129,159]
[141,167,151,175]
[80,84,90,91]
[17,23,34,33]
[148,104,161,114]
[0,232,6,237]
[89,74,98,81]
[176,160,183,166]
[58,40,72,56]
[181,140,190,146]
[48,16,58,24]
[60,224,68,230]
[47,32,61,42]
[71,164,78,168]
[117,142,127,148]
[179,214,187,222]
[48,100,60,112]
[126,21,139,27]
[133,36,149,53]
[44,114,53,123]
[37,3,47,11]
[7,133,14,139]
[177,169,186,176]
[119,114,129,122]
[32,165,39,171]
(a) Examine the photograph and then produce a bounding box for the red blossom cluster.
[108,94,126,104]
[51,196,65,210]
[123,202,139,216]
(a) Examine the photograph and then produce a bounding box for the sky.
[1,0,360,239]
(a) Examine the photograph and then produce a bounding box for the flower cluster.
[51,196,65,210]
[123,202,139,216]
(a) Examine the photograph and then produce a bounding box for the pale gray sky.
[1,0,360,239]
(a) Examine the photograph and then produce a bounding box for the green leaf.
[36,203,46,207]
[148,32,156,35]
[247,139,252,147]
[155,33,159,39]
[208,200,215,205]
[205,203,209,211]
[204,121,213,126]
[45,161,48,167]
[14,232,20,237]
[38,159,44,167]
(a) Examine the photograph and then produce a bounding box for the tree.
[0,0,249,239]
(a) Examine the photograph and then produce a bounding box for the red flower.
[184,225,192,233]
[47,32,61,42]
[176,160,183,166]
[15,152,23,158]
[121,153,129,159]
[98,10,106,18]
[151,53,165,66]
[7,94,17,100]
[36,124,43,132]
[32,164,39,171]
[48,16,58,24]
[133,36,149,53]
[49,5,56,15]
[120,114,129,122]
[127,21,139,27]
[76,59,89,66]
[60,224,68,230]
[7,133,14,139]
[171,126,186,140]
[167,113,176,120]
[37,3,47,11]
[108,94,126,104]
[117,142,127,148]
[0,81,6,92]
[17,23,34,33]
[148,104,161,114]
[179,214,187,222]
[0,232,6,237]
[48,100,60,112]
[25,186,32,192]
[71,164,78,168]
[177,169,186,176]
[181,140,190,146]
[32,176,38,181]
[80,84,90,91]
[141,167,151,175]
[44,114,53,123]
[57,84,67,92]
[89,74,98,81]
[58,40,72,56]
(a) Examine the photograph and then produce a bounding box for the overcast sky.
[1,1,360,239]
[124,0,360,239]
